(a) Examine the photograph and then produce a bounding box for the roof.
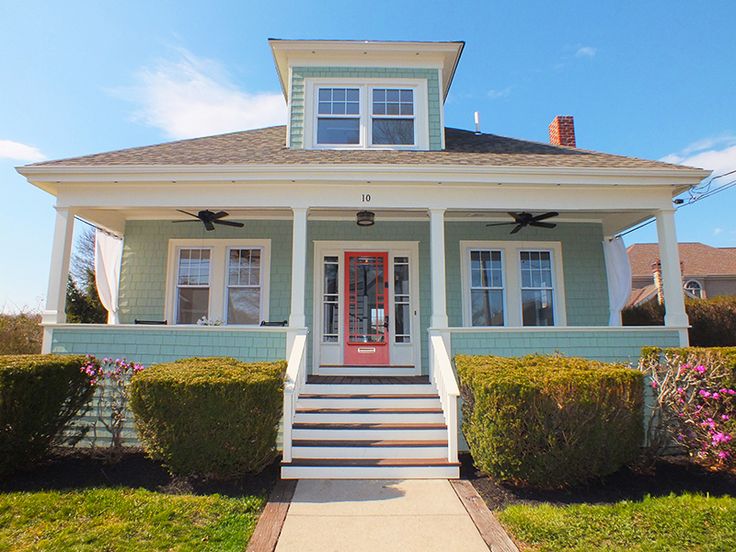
[27,126,704,170]
[627,284,658,307]
[628,242,736,277]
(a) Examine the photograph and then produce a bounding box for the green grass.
[498,493,736,552]
[0,488,266,551]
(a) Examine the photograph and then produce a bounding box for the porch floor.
[306,375,430,385]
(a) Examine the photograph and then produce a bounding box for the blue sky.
[1,1,735,311]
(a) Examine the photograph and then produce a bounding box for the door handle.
[383,316,390,329]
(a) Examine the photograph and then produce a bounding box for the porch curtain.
[602,236,632,326]
[94,229,123,324]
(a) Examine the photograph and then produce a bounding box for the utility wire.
[74,216,121,239]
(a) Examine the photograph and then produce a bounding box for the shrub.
[129,357,286,478]
[639,347,736,470]
[456,354,643,489]
[0,354,94,474]
[0,312,42,355]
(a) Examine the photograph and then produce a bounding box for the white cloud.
[487,86,512,99]
[575,46,597,59]
[0,140,46,162]
[661,134,736,176]
[117,49,287,140]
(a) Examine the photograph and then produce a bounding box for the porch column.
[42,206,75,352]
[429,208,449,328]
[655,208,689,330]
[289,207,308,328]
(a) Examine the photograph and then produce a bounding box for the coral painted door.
[344,252,389,365]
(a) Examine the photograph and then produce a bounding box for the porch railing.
[429,333,460,464]
[282,329,308,463]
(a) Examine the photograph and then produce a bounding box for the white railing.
[282,329,308,463]
[429,332,460,463]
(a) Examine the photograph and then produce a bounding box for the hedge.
[128,357,286,478]
[456,354,643,489]
[0,354,94,475]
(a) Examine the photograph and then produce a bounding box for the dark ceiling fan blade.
[210,211,229,220]
[213,219,245,228]
[510,224,523,234]
[485,221,517,227]
[203,220,215,231]
[171,220,201,223]
[531,211,559,222]
[176,209,200,219]
[530,221,557,229]
[507,212,525,224]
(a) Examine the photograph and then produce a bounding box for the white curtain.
[602,236,632,326]
[95,229,123,324]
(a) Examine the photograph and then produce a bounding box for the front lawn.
[498,493,736,551]
[0,488,265,551]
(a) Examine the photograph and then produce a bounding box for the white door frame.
[312,240,421,374]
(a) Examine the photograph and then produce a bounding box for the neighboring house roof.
[627,242,736,278]
[627,284,659,308]
[28,126,701,170]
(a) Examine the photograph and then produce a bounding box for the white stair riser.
[294,412,445,423]
[281,465,459,479]
[317,367,418,376]
[292,446,448,459]
[302,384,436,395]
[297,397,440,409]
[292,428,448,440]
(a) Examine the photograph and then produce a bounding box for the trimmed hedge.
[128,357,286,478]
[0,354,94,475]
[456,354,643,489]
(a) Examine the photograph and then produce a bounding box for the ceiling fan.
[486,212,559,234]
[173,210,244,231]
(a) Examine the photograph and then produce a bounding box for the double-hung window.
[469,250,505,326]
[175,248,211,324]
[316,88,360,145]
[371,88,415,145]
[226,248,263,325]
[520,251,555,326]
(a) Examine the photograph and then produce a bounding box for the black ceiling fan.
[486,212,559,234]
[173,210,244,231]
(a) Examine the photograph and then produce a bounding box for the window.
[226,248,262,325]
[175,248,211,324]
[520,251,555,326]
[469,250,504,326]
[461,241,565,327]
[371,89,414,145]
[317,88,360,145]
[684,280,703,299]
[393,256,411,342]
[167,240,270,325]
[322,256,339,342]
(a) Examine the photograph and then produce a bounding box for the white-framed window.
[684,279,704,299]
[460,241,567,327]
[165,239,270,325]
[322,255,340,342]
[305,79,428,150]
[393,256,412,342]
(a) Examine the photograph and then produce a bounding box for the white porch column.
[655,208,689,330]
[429,208,449,328]
[289,207,308,328]
[42,206,75,352]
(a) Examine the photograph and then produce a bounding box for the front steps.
[281,373,460,479]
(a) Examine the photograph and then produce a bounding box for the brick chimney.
[549,115,576,147]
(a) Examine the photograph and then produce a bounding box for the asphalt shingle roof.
[30,126,700,171]
[628,242,736,277]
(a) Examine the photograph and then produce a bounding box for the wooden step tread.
[292,439,448,448]
[320,364,416,368]
[296,407,443,414]
[307,375,430,385]
[293,422,447,430]
[299,394,439,399]
[283,458,460,467]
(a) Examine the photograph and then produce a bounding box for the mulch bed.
[0,447,279,498]
[461,453,736,510]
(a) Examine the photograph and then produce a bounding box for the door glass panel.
[347,255,386,343]
[393,256,411,343]
[322,256,339,342]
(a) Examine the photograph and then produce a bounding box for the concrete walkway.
[275,479,490,552]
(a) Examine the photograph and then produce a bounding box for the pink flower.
[722,415,731,421]
[712,432,732,445]
[677,387,684,394]
[699,390,712,399]
[694,365,707,374]
[651,380,659,389]
[718,451,731,459]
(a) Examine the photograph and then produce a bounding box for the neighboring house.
[17,39,710,479]
[627,242,736,307]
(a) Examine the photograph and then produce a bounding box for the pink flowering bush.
[81,355,145,460]
[640,349,735,471]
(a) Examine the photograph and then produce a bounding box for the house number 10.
[361,194,371,202]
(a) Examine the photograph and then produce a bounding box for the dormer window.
[307,80,428,150]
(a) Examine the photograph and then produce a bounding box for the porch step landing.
[282,376,459,479]
[317,364,419,376]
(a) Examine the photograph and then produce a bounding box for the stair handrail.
[282,329,308,463]
[429,333,460,463]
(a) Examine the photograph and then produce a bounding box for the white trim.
[445,325,688,333]
[164,238,271,326]
[43,323,291,332]
[460,240,567,327]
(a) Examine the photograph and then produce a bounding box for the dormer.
[269,39,464,151]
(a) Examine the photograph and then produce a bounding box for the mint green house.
[18,40,709,478]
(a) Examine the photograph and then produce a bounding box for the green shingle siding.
[289,67,443,150]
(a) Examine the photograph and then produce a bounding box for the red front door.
[344,252,389,365]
